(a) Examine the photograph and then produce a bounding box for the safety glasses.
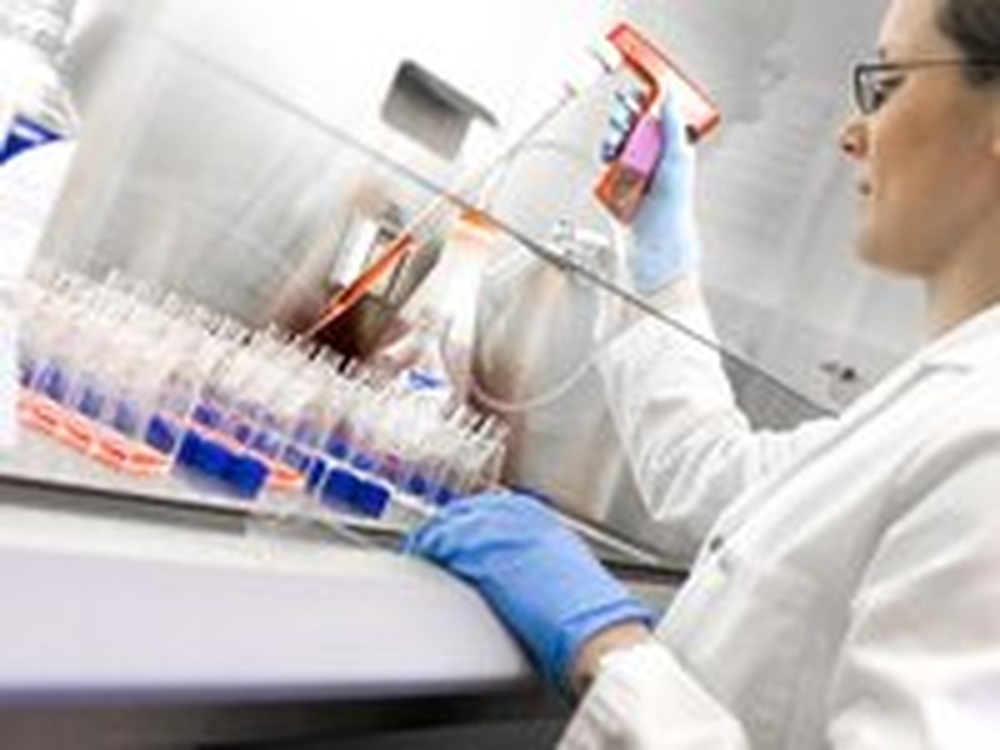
[853,59,1000,115]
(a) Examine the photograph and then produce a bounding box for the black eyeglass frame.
[852,59,1000,115]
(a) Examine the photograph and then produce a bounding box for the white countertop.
[0,431,533,704]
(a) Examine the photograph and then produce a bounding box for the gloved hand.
[603,91,701,294]
[402,491,654,689]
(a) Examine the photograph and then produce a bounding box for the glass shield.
[30,8,859,567]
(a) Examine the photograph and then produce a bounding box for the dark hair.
[937,0,1000,84]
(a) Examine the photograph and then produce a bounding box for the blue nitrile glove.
[603,91,701,294]
[401,491,654,689]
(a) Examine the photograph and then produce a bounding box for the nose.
[839,114,867,160]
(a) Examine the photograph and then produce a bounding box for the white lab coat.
[560,292,1000,749]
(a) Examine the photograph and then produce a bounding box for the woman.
[405,0,1000,746]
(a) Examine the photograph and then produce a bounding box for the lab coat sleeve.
[825,427,1000,748]
[559,410,1000,750]
[598,283,835,560]
[559,638,749,750]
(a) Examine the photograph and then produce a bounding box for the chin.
[855,231,902,275]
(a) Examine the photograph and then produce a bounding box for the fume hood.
[0,0,921,745]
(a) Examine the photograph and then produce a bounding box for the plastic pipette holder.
[594,22,721,222]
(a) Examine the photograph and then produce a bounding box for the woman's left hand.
[402,491,654,689]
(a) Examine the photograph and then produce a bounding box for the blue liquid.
[231,419,254,444]
[35,362,69,402]
[306,454,328,493]
[77,384,106,419]
[354,479,391,517]
[319,467,358,510]
[173,428,268,500]
[145,413,181,454]
[110,399,141,435]
[191,400,224,430]
[433,485,457,506]
[223,453,269,499]
[19,356,36,387]
[405,473,430,497]
[249,429,281,459]
[324,431,350,460]
[318,465,390,518]
[281,442,312,474]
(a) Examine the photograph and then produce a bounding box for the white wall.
[74,0,619,179]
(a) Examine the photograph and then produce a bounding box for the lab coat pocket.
[662,543,825,750]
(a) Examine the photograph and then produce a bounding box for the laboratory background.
[0,0,905,747]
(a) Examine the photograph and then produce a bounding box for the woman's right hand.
[602,92,702,294]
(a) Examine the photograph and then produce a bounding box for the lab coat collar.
[917,303,1000,373]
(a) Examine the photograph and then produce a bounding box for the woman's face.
[840,0,1000,278]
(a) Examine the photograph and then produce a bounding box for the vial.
[0,0,80,445]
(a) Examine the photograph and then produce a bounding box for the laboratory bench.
[0,431,684,748]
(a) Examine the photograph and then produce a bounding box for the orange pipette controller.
[594,22,721,222]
